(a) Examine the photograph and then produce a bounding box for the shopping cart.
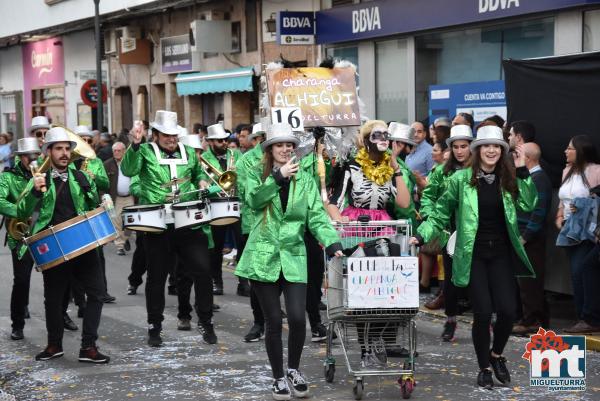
[323,220,419,400]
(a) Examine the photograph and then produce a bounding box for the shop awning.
[175,67,254,95]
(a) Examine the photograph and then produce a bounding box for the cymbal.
[161,177,190,188]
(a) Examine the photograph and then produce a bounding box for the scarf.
[354,148,394,186]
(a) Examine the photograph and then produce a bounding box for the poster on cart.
[266,67,360,127]
[347,256,419,309]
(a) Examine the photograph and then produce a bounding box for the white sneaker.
[272,377,291,400]
[286,369,309,398]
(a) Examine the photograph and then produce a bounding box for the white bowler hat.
[16,137,41,155]
[150,110,180,135]
[206,123,229,140]
[261,122,299,150]
[446,124,474,146]
[29,116,51,133]
[41,127,77,152]
[179,134,203,149]
[388,122,416,146]
[75,125,93,137]
[471,125,509,153]
[434,117,451,128]
[177,126,189,138]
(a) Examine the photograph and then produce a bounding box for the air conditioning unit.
[115,26,141,40]
[103,30,117,54]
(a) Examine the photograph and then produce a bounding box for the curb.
[586,336,600,352]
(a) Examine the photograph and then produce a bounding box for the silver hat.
[177,126,189,138]
[75,125,93,138]
[29,116,51,133]
[471,125,509,153]
[41,127,77,152]
[261,122,299,150]
[179,134,203,149]
[206,123,229,140]
[16,137,41,155]
[388,122,416,146]
[446,124,474,146]
[149,110,180,136]
[249,117,270,140]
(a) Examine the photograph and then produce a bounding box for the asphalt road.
[0,229,599,401]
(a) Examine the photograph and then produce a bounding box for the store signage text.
[283,16,311,28]
[277,11,315,45]
[31,49,53,77]
[479,0,520,13]
[352,6,381,33]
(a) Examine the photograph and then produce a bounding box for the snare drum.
[171,200,211,229]
[25,207,118,271]
[209,197,240,226]
[122,204,166,232]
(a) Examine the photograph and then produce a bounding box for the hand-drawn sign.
[267,67,360,128]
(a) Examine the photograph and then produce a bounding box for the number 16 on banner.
[271,107,304,132]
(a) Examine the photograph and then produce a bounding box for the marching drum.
[122,204,167,232]
[25,207,118,271]
[171,200,211,229]
[209,197,240,226]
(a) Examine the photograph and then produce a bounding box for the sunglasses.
[34,131,45,138]
[212,138,227,143]
[83,138,94,144]
[369,130,389,142]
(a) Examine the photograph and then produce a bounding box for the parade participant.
[17,127,110,363]
[126,176,146,295]
[0,138,40,341]
[387,122,418,227]
[121,110,217,346]
[411,125,537,389]
[237,121,267,342]
[419,125,474,340]
[235,122,343,400]
[200,123,244,296]
[29,116,51,148]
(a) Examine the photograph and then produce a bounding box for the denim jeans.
[566,241,597,320]
[581,244,600,326]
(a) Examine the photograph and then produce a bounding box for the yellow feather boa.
[354,148,394,186]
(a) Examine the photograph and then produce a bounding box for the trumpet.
[198,154,237,194]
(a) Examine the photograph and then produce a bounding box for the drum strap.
[149,142,188,193]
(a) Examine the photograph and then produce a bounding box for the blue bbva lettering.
[479,0,520,13]
[352,6,381,34]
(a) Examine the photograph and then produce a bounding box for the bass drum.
[209,197,240,226]
[171,200,211,230]
[122,204,166,232]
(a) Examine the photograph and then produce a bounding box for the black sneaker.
[236,281,251,297]
[489,352,511,384]
[63,313,78,331]
[272,377,291,400]
[79,345,110,364]
[148,325,162,347]
[116,249,126,256]
[286,369,309,398]
[244,324,264,342]
[10,329,24,341]
[199,322,218,344]
[477,369,494,389]
[212,303,220,311]
[213,284,224,296]
[311,324,327,343]
[124,239,131,251]
[178,319,191,331]
[127,285,137,295]
[102,295,116,303]
[35,345,64,361]
[442,321,456,342]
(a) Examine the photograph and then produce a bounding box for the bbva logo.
[282,17,312,29]
[352,6,381,34]
[479,0,520,13]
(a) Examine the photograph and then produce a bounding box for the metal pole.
[94,0,103,131]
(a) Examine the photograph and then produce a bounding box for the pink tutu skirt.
[340,206,396,238]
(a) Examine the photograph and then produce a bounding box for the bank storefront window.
[584,10,600,51]
[376,39,409,123]
[415,18,554,120]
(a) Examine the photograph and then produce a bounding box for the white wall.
[0,46,24,92]
[0,0,158,39]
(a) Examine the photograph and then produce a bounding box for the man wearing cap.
[0,138,41,341]
[17,127,109,363]
[236,121,268,342]
[201,123,244,296]
[29,116,52,148]
[122,110,217,347]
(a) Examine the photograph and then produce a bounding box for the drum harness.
[149,142,188,197]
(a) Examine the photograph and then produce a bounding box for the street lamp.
[264,13,276,34]
[94,0,103,131]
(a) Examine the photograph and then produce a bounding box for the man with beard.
[17,127,109,363]
[508,120,536,150]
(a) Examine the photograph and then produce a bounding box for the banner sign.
[266,67,360,127]
[161,35,194,74]
[277,11,315,45]
[428,80,506,124]
[347,256,419,309]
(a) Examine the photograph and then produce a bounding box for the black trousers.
[210,221,242,288]
[128,232,147,287]
[63,247,106,313]
[177,257,202,320]
[251,276,307,379]
[238,233,265,326]
[10,249,34,330]
[469,240,518,370]
[442,251,459,317]
[144,226,212,325]
[43,249,105,347]
[517,234,548,326]
[305,231,324,329]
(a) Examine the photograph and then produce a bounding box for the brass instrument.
[198,154,237,194]
[6,126,97,240]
